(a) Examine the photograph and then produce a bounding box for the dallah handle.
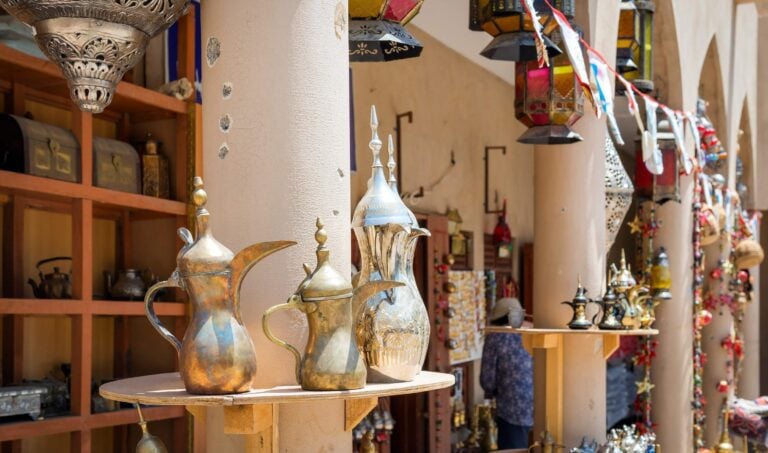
[262,296,314,385]
[144,272,183,353]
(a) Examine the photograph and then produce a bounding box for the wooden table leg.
[345,397,378,431]
[223,405,278,453]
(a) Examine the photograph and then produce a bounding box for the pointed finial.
[577,273,582,288]
[620,249,627,269]
[136,404,149,434]
[369,105,382,168]
[387,134,397,187]
[315,217,327,249]
[192,176,208,209]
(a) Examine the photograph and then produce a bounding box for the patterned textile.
[480,332,534,427]
[730,397,768,446]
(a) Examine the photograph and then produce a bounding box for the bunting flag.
[643,97,663,175]
[588,49,623,145]
[661,106,692,175]
[549,6,594,108]
[685,111,703,166]
[622,77,645,134]
[522,0,550,67]
[702,174,713,207]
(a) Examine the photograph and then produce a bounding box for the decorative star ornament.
[636,380,655,394]
[628,215,643,235]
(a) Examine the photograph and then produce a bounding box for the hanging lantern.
[651,247,672,301]
[349,0,424,62]
[605,135,634,251]
[514,29,584,144]
[634,118,680,204]
[616,0,654,93]
[0,0,190,113]
[468,0,573,61]
[447,208,468,256]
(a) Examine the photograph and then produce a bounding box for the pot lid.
[299,218,353,301]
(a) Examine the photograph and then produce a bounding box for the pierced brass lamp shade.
[0,0,190,113]
[349,0,424,62]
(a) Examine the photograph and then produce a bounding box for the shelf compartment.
[0,406,184,442]
[0,170,187,217]
[91,301,186,317]
[0,44,186,116]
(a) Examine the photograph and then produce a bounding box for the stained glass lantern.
[349,0,424,62]
[605,135,634,252]
[514,30,584,144]
[447,208,467,256]
[616,0,654,93]
[468,0,574,61]
[635,118,680,204]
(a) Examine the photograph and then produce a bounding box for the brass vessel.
[529,431,565,453]
[135,404,168,453]
[562,277,596,330]
[594,287,624,330]
[263,219,402,391]
[144,177,295,395]
[353,106,430,383]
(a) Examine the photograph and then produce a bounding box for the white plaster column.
[740,262,760,399]
[533,117,607,446]
[651,176,694,451]
[201,1,351,451]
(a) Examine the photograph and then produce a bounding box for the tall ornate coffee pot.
[353,106,430,383]
[263,219,403,391]
[144,177,295,394]
[561,277,596,330]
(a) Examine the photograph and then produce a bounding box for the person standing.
[480,297,534,449]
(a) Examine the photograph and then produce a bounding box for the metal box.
[0,385,47,420]
[0,114,80,182]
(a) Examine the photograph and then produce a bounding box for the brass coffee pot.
[144,177,295,395]
[562,277,596,330]
[28,257,72,299]
[594,287,624,330]
[263,219,403,391]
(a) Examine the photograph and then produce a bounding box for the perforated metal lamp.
[469,0,574,61]
[616,0,654,93]
[635,118,680,204]
[0,0,190,113]
[514,30,584,144]
[349,0,424,62]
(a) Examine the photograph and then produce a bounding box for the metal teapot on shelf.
[561,276,596,330]
[28,257,72,299]
[104,269,146,300]
[263,219,403,391]
[593,286,624,330]
[143,177,295,395]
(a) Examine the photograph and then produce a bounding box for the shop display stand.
[483,327,659,444]
[0,11,200,453]
[100,371,455,452]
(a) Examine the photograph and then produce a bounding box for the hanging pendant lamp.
[0,0,191,113]
[349,0,424,62]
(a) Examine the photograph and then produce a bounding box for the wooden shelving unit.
[0,10,200,453]
[100,371,456,453]
[484,327,659,444]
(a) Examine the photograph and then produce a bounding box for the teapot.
[104,269,146,300]
[263,219,403,391]
[28,257,72,299]
[593,287,624,330]
[144,177,295,395]
[561,276,596,330]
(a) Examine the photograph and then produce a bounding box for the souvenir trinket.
[144,177,295,394]
[529,431,565,453]
[263,219,402,391]
[651,247,672,301]
[28,257,72,299]
[104,269,146,301]
[734,239,764,270]
[93,137,141,194]
[354,106,430,383]
[562,277,596,330]
[141,134,170,199]
[0,386,46,420]
[135,404,169,453]
[594,287,624,330]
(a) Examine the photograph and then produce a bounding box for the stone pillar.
[533,117,607,446]
[201,1,350,451]
[740,262,760,399]
[652,176,694,451]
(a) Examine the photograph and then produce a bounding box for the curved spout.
[352,280,405,312]
[231,241,297,321]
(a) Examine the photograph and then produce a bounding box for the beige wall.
[350,27,535,264]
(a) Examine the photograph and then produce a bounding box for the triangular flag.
[685,111,703,167]
[643,97,663,175]
[522,0,549,68]
[549,6,594,110]
[621,76,645,134]
[588,49,623,145]
[661,106,692,175]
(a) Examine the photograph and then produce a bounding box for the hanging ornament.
[349,0,424,62]
[733,238,765,270]
[605,134,634,252]
[492,200,513,258]
[135,404,169,453]
[0,0,191,113]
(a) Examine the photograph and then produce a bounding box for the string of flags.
[536,0,697,178]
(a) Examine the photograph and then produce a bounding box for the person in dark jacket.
[480,297,534,449]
